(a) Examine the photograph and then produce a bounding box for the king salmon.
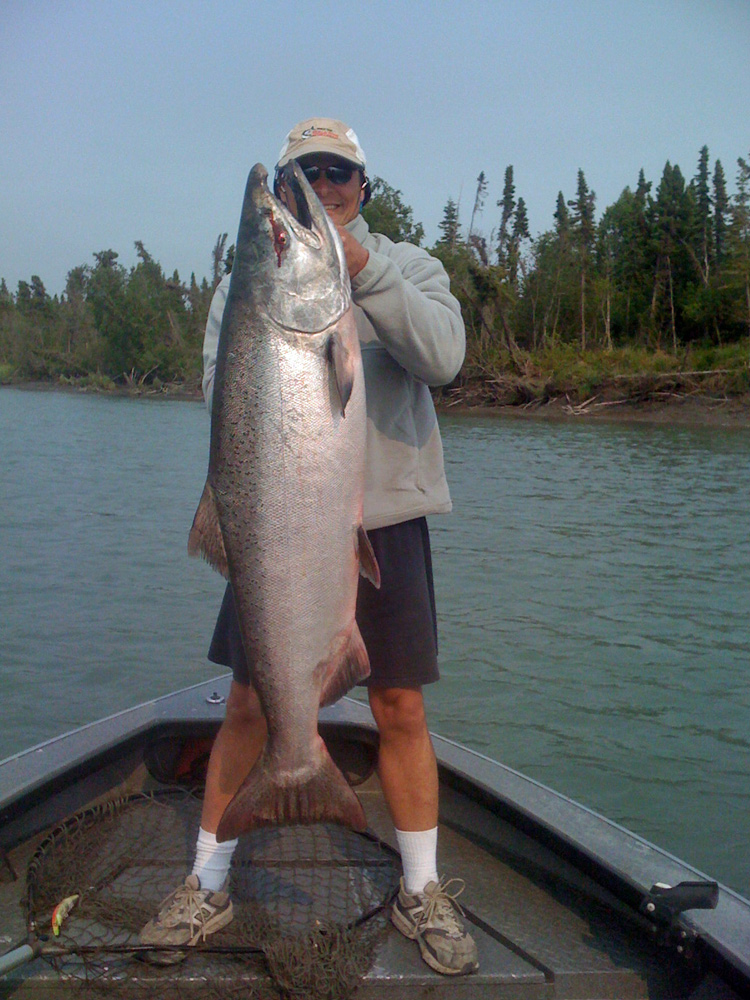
[188,162,380,841]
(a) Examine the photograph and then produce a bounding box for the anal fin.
[319,622,371,707]
[357,525,380,588]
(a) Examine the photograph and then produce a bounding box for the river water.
[1,387,749,896]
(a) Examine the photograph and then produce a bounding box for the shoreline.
[440,393,750,429]
[5,379,750,429]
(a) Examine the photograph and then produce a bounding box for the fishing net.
[24,789,401,999]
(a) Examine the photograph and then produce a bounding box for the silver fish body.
[189,163,379,840]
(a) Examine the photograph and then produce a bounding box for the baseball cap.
[277,118,367,170]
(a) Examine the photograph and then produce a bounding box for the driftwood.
[611,368,736,380]
[563,395,630,415]
[438,359,748,413]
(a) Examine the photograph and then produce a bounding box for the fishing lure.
[51,894,79,936]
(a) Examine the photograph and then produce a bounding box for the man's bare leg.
[368,685,438,831]
[368,684,478,976]
[200,679,267,833]
[139,680,266,955]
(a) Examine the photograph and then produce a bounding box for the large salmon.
[189,162,379,841]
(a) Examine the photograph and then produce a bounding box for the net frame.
[22,789,402,998]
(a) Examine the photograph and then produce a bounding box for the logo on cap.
[301,127,341,140]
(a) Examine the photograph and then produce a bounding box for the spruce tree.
[567,170,596,349]
[497,166,515,266]
[362,177,424,245]
[728,154,750,335]
[713,159,729,263]
[509,198,530,288]
[692,145,713,282]
[650,163,692,349]
[437,197,461,249]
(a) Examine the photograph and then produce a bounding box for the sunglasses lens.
[301,165,354,185]
[328,166,354,184]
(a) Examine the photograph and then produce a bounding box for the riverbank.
[5,338,750,425]
[445,393,750,429]
[439,366,750,427]
[6,376,750,428]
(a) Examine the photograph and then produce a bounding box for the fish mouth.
[278,162,314,231]
[240,163,349,330]
[249,162,333,251]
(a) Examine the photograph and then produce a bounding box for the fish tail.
[215,737,366,841]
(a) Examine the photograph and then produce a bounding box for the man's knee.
[369,686,427,738]
[223,681,264,729]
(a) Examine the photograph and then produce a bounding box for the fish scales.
[217,320,365,704]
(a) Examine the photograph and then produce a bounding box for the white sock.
[191,827,238,892]
[395,827,439,895]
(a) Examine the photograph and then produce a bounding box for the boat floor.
[0,764,737,999]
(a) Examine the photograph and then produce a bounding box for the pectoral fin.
[188,481,229,579]
[329,330,357,416]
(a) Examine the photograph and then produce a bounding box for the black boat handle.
[640,880,719,925]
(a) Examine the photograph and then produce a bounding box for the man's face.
[282,154,364,227]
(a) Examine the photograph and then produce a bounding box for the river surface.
[1,386,749,896]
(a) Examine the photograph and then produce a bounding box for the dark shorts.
[207,517,439,690]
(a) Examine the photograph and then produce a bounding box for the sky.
[2,0,749,297]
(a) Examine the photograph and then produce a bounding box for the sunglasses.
[300,164,357,186]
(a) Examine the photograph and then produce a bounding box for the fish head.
[231,162,350,333]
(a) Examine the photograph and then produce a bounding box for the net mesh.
[25,790,401,998]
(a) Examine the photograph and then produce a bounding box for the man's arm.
[350,243,465,387]
[202,238,466,403]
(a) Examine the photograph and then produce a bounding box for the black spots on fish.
[328,330,357,417]
[357,526,380,589]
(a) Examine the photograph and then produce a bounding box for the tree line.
[0,240,226,389]
[428,147,750,364]
[1,145,749,396]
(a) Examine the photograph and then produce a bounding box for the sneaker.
[391,876,479,976]
[139,874,233,964]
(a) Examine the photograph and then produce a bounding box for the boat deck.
[364,770,737,998]
[1,680,748,998]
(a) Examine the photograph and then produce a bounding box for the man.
[141,118,477,976]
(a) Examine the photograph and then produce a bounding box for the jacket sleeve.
[201,275,230,413]
[350,242,465,386]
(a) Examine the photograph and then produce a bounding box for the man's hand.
[337,225,369,279]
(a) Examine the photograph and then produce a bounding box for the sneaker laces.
[419,877,467,934]
[169,882,214,941]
